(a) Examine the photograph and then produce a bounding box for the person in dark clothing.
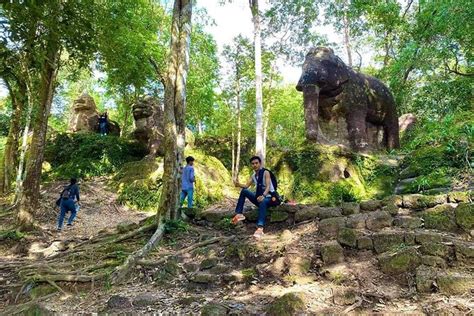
[180,156,195,208]
[57,178,81,231]
[98,112,108,136]
[232,156,275,239]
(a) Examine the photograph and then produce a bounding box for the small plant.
[0,230,25,241]
[164,219,189,234]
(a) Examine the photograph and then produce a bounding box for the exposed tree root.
[3,292,58,316]
[137,235,235,266]
[110,222,165,284]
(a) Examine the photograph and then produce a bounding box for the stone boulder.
[132,96,164,156]
[399,113,417,134]
[68,92,120,135]
[266,292,307,316]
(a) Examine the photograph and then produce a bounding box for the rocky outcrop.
[68,92,120,135]
[132,96,164,156]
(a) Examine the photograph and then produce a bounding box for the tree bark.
[342,2,353,67]
[235,76,241,180]
[250,0,265,165]
[0,79,24,194]
[18,44,60,230]
[111,0,192,284]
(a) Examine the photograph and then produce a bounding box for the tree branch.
[149,57,166,86]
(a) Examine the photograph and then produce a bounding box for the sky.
[0,1,357,98]
[201,1,345,85]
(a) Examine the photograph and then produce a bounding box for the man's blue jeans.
[235,189,271,227]
[180,188,194,208]
[57,199,77,230]
[99,122,107,135]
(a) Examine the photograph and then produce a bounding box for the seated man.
[232,156,275,239]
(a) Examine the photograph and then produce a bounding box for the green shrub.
[164,219,188,234]
[399,111,473,193]
[44,133,147,179]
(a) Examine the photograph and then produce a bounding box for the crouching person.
[232,156,281,239]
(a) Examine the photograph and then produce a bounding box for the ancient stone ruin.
[68,92,120,135]
[296,47,400,152]
[132,96,164,156]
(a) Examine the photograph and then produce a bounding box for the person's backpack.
[256,168,282,206]
[55,186,71,206]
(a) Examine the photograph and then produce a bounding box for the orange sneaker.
[231,214,246,225]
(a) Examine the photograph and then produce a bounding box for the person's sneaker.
[253,227,264,239]
[66,223,73,227]
[231,214,245,225]
[57,228,62,232]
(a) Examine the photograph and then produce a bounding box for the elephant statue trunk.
[302,85,320,142]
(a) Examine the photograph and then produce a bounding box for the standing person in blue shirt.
[180,156,195,208]
[98,112,108,136]
[57,178,81,231]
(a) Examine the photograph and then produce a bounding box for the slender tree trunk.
[0,80,24,194]
[342,3,353,67]
[231,128,235,180]
[111,0,193,284]
[250,0,265,165]
[18,45,60,230]
[235,77,241,179]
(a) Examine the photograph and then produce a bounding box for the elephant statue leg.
[383,114,400,149]
[346,110,369,152]
[303,85,320,142]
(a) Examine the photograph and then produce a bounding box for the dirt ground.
[0,179,473,315]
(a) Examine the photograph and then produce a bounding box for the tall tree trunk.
[231,128,235,180]
[250,0,265,165]
[0,80,24,194]
[111,0,192,284]
[343,3,353,67]
[235,76,241,180]
[17,45,60,230]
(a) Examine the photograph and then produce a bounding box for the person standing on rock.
[98,112,108,136]
[57,178,81,231]
[180,156,195,208]
[232,156,280,239]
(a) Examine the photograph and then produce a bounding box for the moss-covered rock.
[415,265,437,293]
[266,292,306,316]
[318,207,342,219]
[270,210,289,223]
[357,236,373,250]
[200,303,229,316]
[402,194,446,210]
[189,272,219,284]
[415,231,442,244]
[419,243,452,258]
[341,202,360,215]
[294,206,320,222]
[346,213,367,229]
[392,216,423,229]
[114,149,234,211]
[200,258,218,270]
[404,232,416,245]
[360,199,382,212]
[421,255,447,268]
[319,217,346,237]
[200,208,234,223]
[382,195,403,207]
[366,211,392,231]
[422,204,457,232]
[455,203,473,231]
[181,207,202,218]
[372,232,405,254]
[437,272,474,295]
[448,191,472,203]
[454,241,474,264]
[321,241,344,264]
[337,228,358,248]
[378,247,421,274]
